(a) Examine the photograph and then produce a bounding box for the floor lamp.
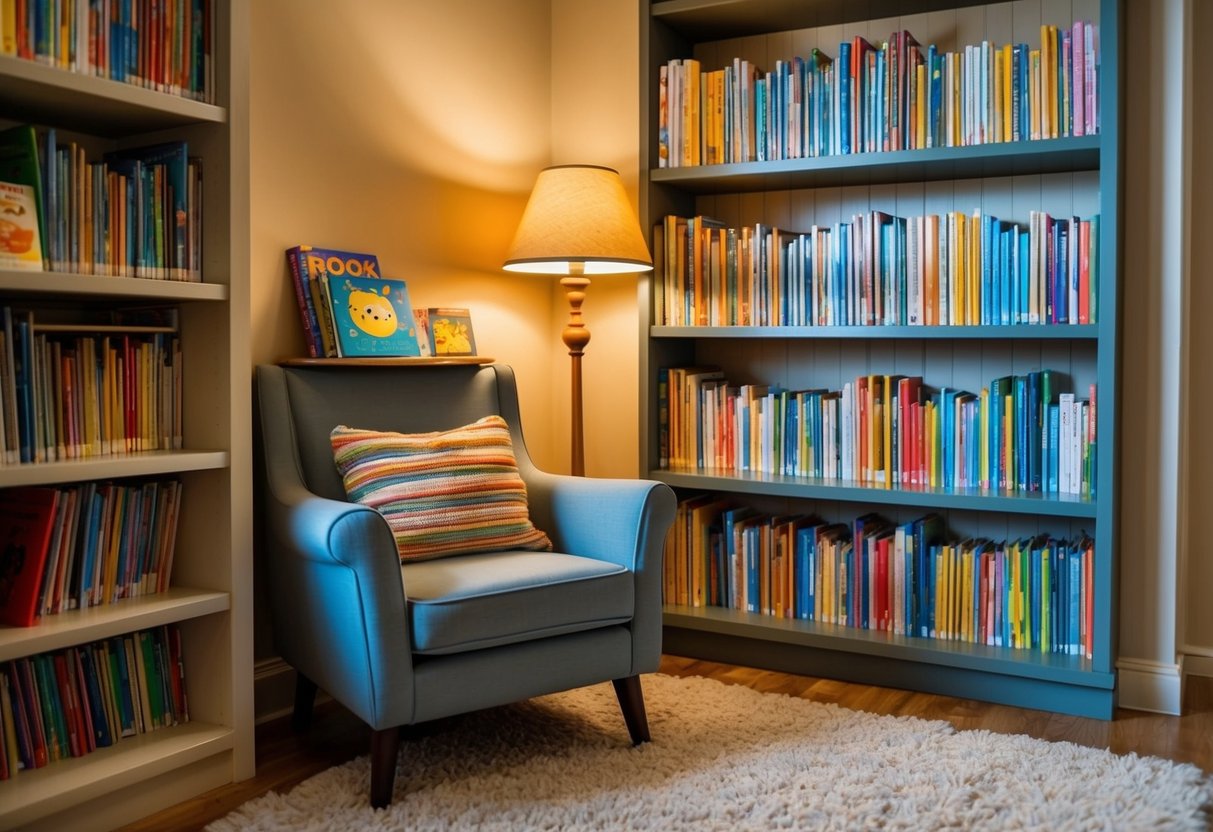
[503,165,653,476]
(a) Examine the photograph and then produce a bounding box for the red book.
[0,487,59,626]
[53,653,84,757]
[876,534,891,631]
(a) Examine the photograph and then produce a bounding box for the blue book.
[1047,404,1060,493]
[755,78,768,162]
[838,41,852,155]
[77,647,114,748]
[928,47,942,147]
[745,524,761,613]
[1053,219,1068,324]
[1018,230,1030,324]
[796,525,818,620]
[325,275,422,357]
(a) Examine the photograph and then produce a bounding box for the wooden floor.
[117,656,1213,831]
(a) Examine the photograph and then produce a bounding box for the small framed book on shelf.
[417,307,477,356]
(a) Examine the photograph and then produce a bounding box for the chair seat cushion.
[402,550,633,655]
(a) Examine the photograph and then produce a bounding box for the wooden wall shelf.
[279,356,494,367]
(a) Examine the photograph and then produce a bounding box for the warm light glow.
[503,165,653,275]
[502,259,650,275]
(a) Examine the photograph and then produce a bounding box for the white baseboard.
[1181,652,1213,679]
[1117,657,1183,715]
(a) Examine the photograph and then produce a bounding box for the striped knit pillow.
[330,416,552,561]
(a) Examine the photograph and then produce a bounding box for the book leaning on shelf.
[420,307,476,356]
[285,246,423,358]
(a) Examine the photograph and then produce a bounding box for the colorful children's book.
[424,307,477,356]
[0,487,59,627]
[0,125,47,268]
[325,275,422,357]
[0,181,43,270]
[288,246,384,357]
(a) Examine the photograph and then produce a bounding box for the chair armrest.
[525,472,676,675]
[524,472,673,569]
[263,480,416,729]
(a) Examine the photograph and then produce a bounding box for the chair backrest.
[258,363,534,501]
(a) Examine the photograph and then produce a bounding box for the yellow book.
[1040,544,1051,650]
[1004,394,1014,489]
[686,59,701,166]
[926,401,937,488]
[932,546,944,637]
[1,671,19,777]
[101,488,126,604]
[951,212,965,325]
[962,546,974,642]
[0,0,15,55]
[1044,26,1055,140]
[1030,49,1042,140]
[1001,43,1013,142]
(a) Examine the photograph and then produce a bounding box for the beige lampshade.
[503,165,654,275]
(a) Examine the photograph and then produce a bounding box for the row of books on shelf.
[654,210,1098,328]
[0,0,215,103]
[285,245,477,358]
[660,366,1096,498]
[0,125,202,280]
[659,21,1099,167]
[0,481,181,628]
[664,500,1095,659]
[0,625,189,780]
[0,305,184,466]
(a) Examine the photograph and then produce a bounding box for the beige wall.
[250,0,557,468]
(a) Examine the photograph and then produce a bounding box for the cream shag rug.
[209,673,1212,831]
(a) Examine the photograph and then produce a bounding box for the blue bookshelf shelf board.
[662,606,1116,719]
[651,0,993,41]
[649,136,1101,193]
[652,470,1099,518]
[652,325,1099,340]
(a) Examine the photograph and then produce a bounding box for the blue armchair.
[255,362,676,808]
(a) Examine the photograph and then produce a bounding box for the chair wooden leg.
[369,727,401,809]
[292,673,318,733]
[612,675,651,745]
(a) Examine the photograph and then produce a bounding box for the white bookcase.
[0,3,253,829]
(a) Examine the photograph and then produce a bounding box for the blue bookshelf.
[640,0,1120,718]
